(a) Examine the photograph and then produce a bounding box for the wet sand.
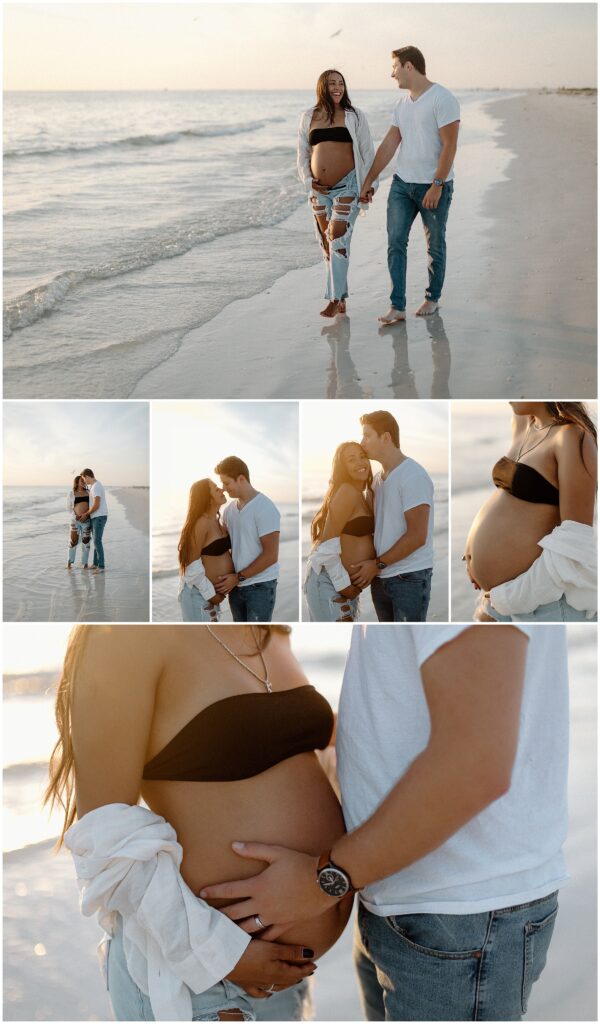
[133,91,596,400]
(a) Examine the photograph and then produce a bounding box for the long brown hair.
[73,474,84,493]
[311,442,373,542]
[44,624,291,846]
[545,402,597,473]
[314,69,355,125]
[178,479,214,573]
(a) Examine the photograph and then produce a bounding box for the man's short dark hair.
[360,411,400,448]
[391,46,426,75]
[214,456,250,482]
[81,468,94,478]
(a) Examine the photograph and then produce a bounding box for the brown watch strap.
[317,849,332,873]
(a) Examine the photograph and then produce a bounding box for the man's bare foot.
[92,567,105,574]
[320,300,342,318]
[338,300,346,314]
[66,563,72,569]
[83,564,91,570]
[416,299,439,316]
[378,306,405,325]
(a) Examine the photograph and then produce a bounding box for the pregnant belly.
[310,142,355,187]
[203,552,235,583]
[465,491,560,591]
[341,534,376,572]
[142,752,351,958]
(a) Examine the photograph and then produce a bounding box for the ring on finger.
[254,915,265,929]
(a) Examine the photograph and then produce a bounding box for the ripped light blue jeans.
[107,914,311,1021]
[304,567,360,621]
[179,585,221,622]
[309,168,360,301]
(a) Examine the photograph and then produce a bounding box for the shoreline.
[133,90,595,400]
[111,486,149,535]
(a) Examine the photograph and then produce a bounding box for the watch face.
[319,867,350,898]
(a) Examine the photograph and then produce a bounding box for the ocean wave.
[3,118,285,160]
[152,568,180,581]
[4,181,304,337]
[4,760,49,778]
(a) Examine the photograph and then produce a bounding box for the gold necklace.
[516,421,556,462]
[206,626,272,693]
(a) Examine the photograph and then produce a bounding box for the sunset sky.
[4,3,596,91]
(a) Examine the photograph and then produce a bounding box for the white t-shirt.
[222,493,280,587]
[337,625,569,915]
[373,459,434,575]
[392,83,460,183]
[89,480,108,519]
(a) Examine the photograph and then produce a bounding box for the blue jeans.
[229,580,278,622]
[304,567,360,621]
[371,568,432,622]
[309,169,360,301]
[107,914,310,1021]
[91,515,108,569]
[355,892,558,1021]
[179,586,221,622]
[487,595,596,623]
[387,175,454,311]
[68,516,91,566]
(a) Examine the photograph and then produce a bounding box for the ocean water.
[3,88,503,398]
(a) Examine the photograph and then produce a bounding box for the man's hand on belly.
[200,842,336,935]
[227,938,316,998]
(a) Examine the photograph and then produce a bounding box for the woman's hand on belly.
[226,938,316,998]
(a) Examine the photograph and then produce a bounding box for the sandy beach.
[131,90,596,401]
[3,629,596,1022]
[3,486,150,622]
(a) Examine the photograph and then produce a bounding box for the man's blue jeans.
[91,515,108,569]
[371,568,432,622]
[229,580,278,622]
[355,892,558,1021]
[387,175,454,311]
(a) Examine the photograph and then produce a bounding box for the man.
[80,468,108,575]
[351,410,434,622]
[201,624,568,1021]
[360,46,460,323]
[215,456,280,623]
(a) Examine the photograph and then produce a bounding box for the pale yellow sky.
[4,3,597,91]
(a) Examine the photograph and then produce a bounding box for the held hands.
[199,843,333,937]
[209,593,226,606]
[359,185,374,204]
[350,559,379,589]
[311,178,329,195]
[227,938,316,999]
[215,573,239,595]
[422,184,442,210]
[340,583,362,599]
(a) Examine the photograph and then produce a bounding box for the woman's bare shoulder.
[74,626,176,693]
[555,423,598,475]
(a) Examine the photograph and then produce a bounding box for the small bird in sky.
[329,28,342,38]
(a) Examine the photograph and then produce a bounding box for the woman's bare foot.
[416,299,439,316]
[377,306,405,325]
[338,300,346,314]
[320,300,342,318]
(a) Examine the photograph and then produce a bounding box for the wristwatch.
[433,178,444,187]
[237,572,247,582]
[376,559,387,571]
[316,851,355,898]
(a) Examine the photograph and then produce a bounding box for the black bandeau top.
[73,495,89,505]
[201,534,231,557]
[142,685,334,782]
[309,126,353,145]
[342,514,375,537]
[492,457,560,506]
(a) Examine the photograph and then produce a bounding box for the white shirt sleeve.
[183,559,217,601]
[255,498,280,538]
[297,109,312,190]
[412,624,530,670]
[400,466,433,512]
[355,109,378,193]
[434,89,461,129]
[67,491,74,512]
[391,100,402,130]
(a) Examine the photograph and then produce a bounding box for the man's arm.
[360,126,401,201]
[200,626,528,930]
[216,532,280,594]
[350,504,430,589]
[422,120,460,209]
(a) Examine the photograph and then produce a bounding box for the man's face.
[391,58,410,89]
[219,474,241,498]
[81,474,92,485]
[360,424,384,459]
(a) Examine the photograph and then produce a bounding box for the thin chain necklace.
[206,626,272,693]
[516,421,556,462]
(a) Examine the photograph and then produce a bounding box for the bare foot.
[66,563,72,569]
[338,300,346,314]
[377,306,405,324]
[92,567,105,574]
[416,299,439,316]
[320,300,342,318]
[82,564,92,570]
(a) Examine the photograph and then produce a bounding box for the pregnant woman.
[464,401,597,621]
[297,69,376,318]
[46,625,352,1021]
[66,475,91,570]
[305,442,375,621]
[178,479,235,622]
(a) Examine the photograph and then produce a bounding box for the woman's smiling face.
[208,480,226,506]
[343,444,371,482]
[327,73,346,105]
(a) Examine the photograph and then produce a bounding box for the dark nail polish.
[302,948,315,958]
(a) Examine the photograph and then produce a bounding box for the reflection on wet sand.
[321,312,451,399]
